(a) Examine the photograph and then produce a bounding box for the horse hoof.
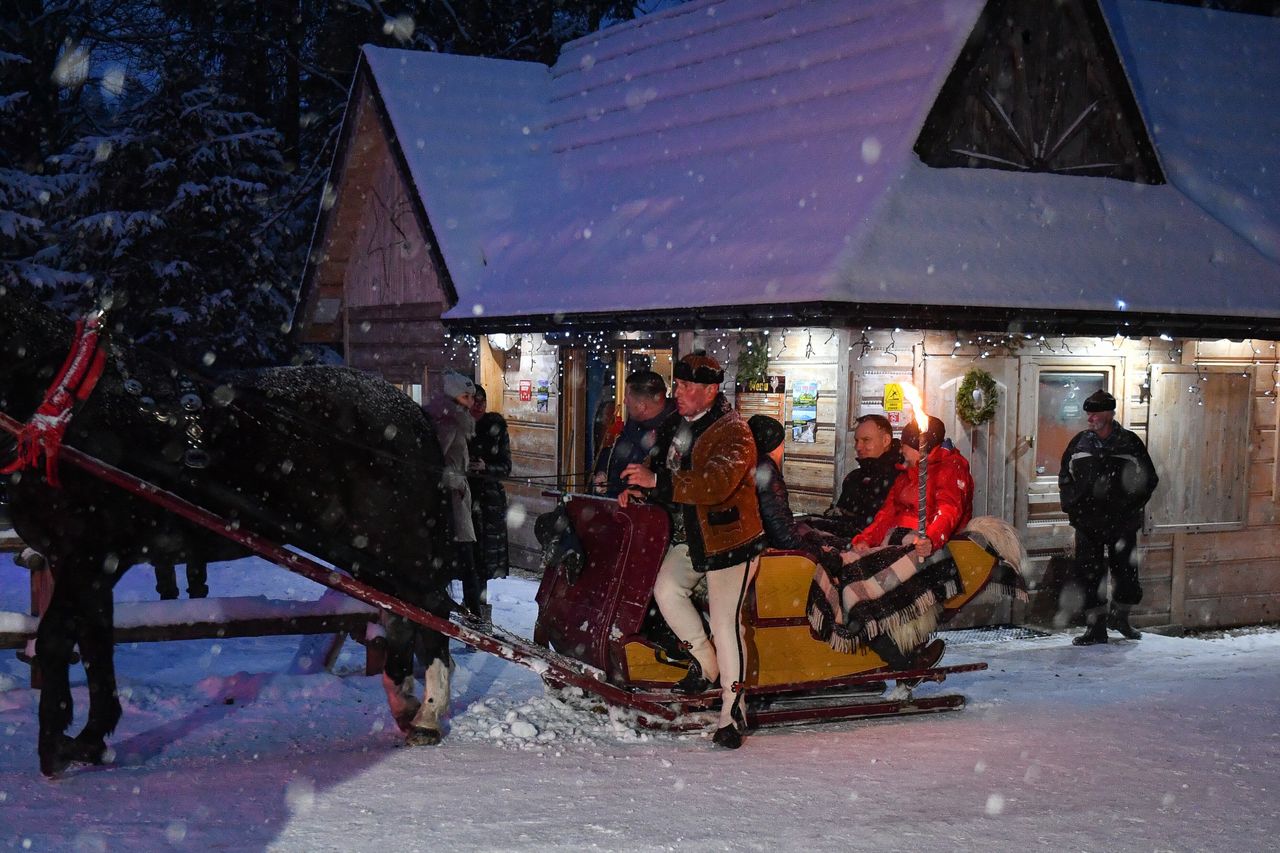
[66,736,109,765]
[39,737,73,778]
[406,726,442,746]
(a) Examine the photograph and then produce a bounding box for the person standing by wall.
[1059,390,1159,645]
[621,354,764,749]
[424,370,480,613]
[469,385,510,620]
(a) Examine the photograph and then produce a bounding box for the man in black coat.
[592,370,675,497]
[469,386,511,617]
[808,414,904,539]
[1059,390,1160,645]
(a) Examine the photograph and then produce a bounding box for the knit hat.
[901,415,946,451]
[441,370,476,401]
[1082,390,1116,412]
[748,415,785,454]
[673,353,724,385]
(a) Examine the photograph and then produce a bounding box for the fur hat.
[748,415,785,454]
[674,353,724,385]
[441,370,476,402]
[901,415,946,451]
[1082,390,1116,412]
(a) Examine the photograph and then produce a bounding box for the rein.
[1,312,108,487]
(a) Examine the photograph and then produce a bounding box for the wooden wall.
[1173,340,1280,627]
[473,325,1280,629]
[496,336,562,572]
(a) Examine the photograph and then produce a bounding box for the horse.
[0,288,456,775]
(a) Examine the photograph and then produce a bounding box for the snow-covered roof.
[358,0,1280,333]
[1102,0,1280,265]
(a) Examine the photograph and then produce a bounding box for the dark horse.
[0,289,456,776]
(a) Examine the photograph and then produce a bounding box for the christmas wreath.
[957,368,999,426]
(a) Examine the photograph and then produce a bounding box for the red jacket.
[852,445,974,551]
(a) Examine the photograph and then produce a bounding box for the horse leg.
[34,585,81,777]
[380,614,420,734]
[65,581,121,766]
[406,629,451,746]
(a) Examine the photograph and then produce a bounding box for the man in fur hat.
[621,353,764,749]
[1060,389,1159,645]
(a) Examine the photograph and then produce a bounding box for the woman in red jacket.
[807,416,972,673]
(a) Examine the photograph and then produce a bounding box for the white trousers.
[653,544,759,727]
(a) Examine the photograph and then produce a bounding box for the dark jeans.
[154,562,208,599]
[1074,526,1142,613]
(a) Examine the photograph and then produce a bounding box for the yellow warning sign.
[884,383,904,411]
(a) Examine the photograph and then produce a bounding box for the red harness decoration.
[1,312,108,487]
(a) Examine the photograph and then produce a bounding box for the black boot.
[672,658,718,695]
[1108,606,1142,640]
[867,634,913,671]
[1073,613,1108,646]
[712,703,746,749]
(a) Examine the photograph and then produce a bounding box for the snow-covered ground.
[1,551,1277,852]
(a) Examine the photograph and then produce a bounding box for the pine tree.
[48,68,294,367]
[0,9,91,298]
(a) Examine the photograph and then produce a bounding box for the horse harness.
[111,343,211,470]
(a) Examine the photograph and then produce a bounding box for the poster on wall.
[791,380,818,443]
[536,378,550,413]
[518,379,533,402]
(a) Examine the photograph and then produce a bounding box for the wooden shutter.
[1146,365,1253,533]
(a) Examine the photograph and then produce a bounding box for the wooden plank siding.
[497,337,563,572]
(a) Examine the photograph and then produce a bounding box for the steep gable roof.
[320,0,1280,337]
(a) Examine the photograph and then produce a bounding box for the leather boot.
[712,702,746,749]
[1108,606,1142,640]
[672,658,719,695]
[1072,612,1109,646]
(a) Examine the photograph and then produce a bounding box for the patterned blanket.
[806,530,962,656]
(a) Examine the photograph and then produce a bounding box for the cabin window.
[1146,365,1253,533]
[1034,371,1108,477]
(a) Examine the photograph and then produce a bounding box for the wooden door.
[924,356,1017,521]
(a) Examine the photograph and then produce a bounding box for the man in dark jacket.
[1059,390,1159,645]
[809,414,904,539]
[622,354,764,749]
[593,371,674,497]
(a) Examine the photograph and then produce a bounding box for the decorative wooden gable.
[295,62,463,385]
[915,0,1163,183]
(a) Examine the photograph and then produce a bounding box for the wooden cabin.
[294,0,1280,631]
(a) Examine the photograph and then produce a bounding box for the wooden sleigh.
[534,493,1025,730]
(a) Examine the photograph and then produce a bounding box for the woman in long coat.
[469,386,511,599]
[423,371,479,610]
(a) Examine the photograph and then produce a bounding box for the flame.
[901,382,929,430]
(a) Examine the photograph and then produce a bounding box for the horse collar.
[0,311,108,487]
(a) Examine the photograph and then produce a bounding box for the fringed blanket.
[806,536,962,656]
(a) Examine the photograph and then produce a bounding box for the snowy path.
[0,553,1277,851]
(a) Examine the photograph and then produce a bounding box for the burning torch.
[901,382,931,560]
